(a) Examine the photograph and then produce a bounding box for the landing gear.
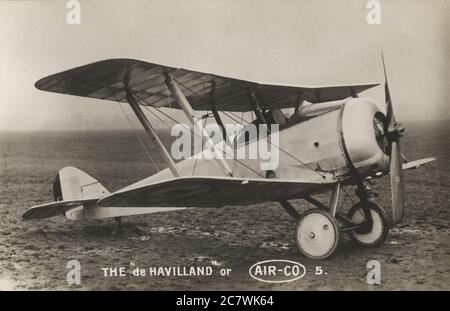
[296,209,339,259]
[112,217,123,235]
[281,182,390,259]
[347,201,389,247]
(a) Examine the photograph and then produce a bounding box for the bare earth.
[0,121,449,290]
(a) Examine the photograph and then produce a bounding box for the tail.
[55,166,110,200]
[23,167,109,220]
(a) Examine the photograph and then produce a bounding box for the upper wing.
[98,176,336,208]
[35,58,380,112]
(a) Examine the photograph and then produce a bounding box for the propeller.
[382,52,405,224]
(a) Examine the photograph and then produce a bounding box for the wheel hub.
[296,210,339,259]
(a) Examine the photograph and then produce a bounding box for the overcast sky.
[0,0,448,130]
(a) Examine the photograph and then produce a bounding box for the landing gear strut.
[280,182,390,259]
[112,217,123,235]
[353,183,374,234]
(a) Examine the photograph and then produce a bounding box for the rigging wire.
[133,92,265,178]
[151,103,264,178]
[227,110,328,178]
[172,78,326,179]
[134,94,243,174]
[143,105,173,129]
[192,111,210,176]
[115,101,159,173]
[341,185,356,206]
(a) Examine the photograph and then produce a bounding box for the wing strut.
[209,80,228,142]
[165,75,234,177]
[126,90,181,177]
[248,89,268,125]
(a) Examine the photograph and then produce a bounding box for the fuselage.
[119,97,390,192]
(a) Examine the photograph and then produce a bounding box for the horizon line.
[0,118,449,132]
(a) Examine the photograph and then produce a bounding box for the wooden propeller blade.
[382,52,396,132]
[390,140,405,224]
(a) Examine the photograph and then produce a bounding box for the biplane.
[23,56,434,259]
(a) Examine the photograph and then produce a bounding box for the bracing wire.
[192,110,209,176]
[172,78,326,179]
[115,100,159,173]
[226,110,328,178]
[341,185,356,206]
[136,94,230,174]
[133,92,265,178]
[143,105,173,129]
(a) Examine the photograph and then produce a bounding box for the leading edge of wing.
[97,176,338,208]
[35,58,381,91]
[35,58,381,111]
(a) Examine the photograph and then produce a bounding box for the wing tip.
[34,58,145,91]
[34,77,49,91]
[21,206,51,220]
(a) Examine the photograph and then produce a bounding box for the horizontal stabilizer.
[24,167,109,220]
[23,199,98,220]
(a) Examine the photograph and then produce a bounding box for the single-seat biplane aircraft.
[23,56,434,259]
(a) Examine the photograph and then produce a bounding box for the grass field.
[0,121,449,290]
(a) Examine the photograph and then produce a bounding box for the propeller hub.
[386,122,405,142]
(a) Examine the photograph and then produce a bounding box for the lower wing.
[98,176,337,208]
[365,157,436,181]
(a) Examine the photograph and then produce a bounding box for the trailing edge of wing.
[98,176,337,208]
[35,58,380,112]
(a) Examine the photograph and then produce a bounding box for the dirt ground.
[0,121,449,290]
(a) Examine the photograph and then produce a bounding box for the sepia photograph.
[0,0,448,294]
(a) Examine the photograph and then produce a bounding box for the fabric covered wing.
[35,58,380,112]
[98,176,336,208]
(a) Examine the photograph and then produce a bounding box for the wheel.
[347,201,389,247]
[296,209,339,259]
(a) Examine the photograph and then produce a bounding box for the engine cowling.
[341,98,390,174]
[273,97,390,180]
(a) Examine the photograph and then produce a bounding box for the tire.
[296,209,339,259]
[347,201,389,247]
